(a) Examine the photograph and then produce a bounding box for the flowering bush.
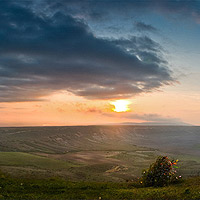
[141,156,181,187]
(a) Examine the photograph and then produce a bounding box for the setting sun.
[110,100,131,112]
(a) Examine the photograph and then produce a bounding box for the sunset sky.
[0,0,200,126]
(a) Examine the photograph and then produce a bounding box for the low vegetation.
[0,171,200,199]
[0,156,200,200]
[141,156,181,187]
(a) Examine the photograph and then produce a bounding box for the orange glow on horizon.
[1,90,200,126]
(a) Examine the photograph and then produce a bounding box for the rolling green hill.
[0,126,199,181]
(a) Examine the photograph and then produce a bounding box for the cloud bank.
[0,1,175,102]
[52,0,200,24]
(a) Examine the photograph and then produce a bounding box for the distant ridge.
[107,121,192,126]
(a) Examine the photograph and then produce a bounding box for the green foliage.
[141,156,181,187]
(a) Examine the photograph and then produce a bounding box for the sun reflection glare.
[110,100,131,112]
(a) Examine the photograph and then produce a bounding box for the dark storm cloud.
[0,1,174,102]
[110,36,162,53]
[134,22,158,33]
[110,36,167,65]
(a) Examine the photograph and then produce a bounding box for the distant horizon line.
[0,124,197,128]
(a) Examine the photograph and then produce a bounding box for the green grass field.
[0,151,200,182]
[0,172,200,200]
[0,152,82,179]
[0,152,78,170]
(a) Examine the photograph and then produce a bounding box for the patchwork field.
[0,126,200,182]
